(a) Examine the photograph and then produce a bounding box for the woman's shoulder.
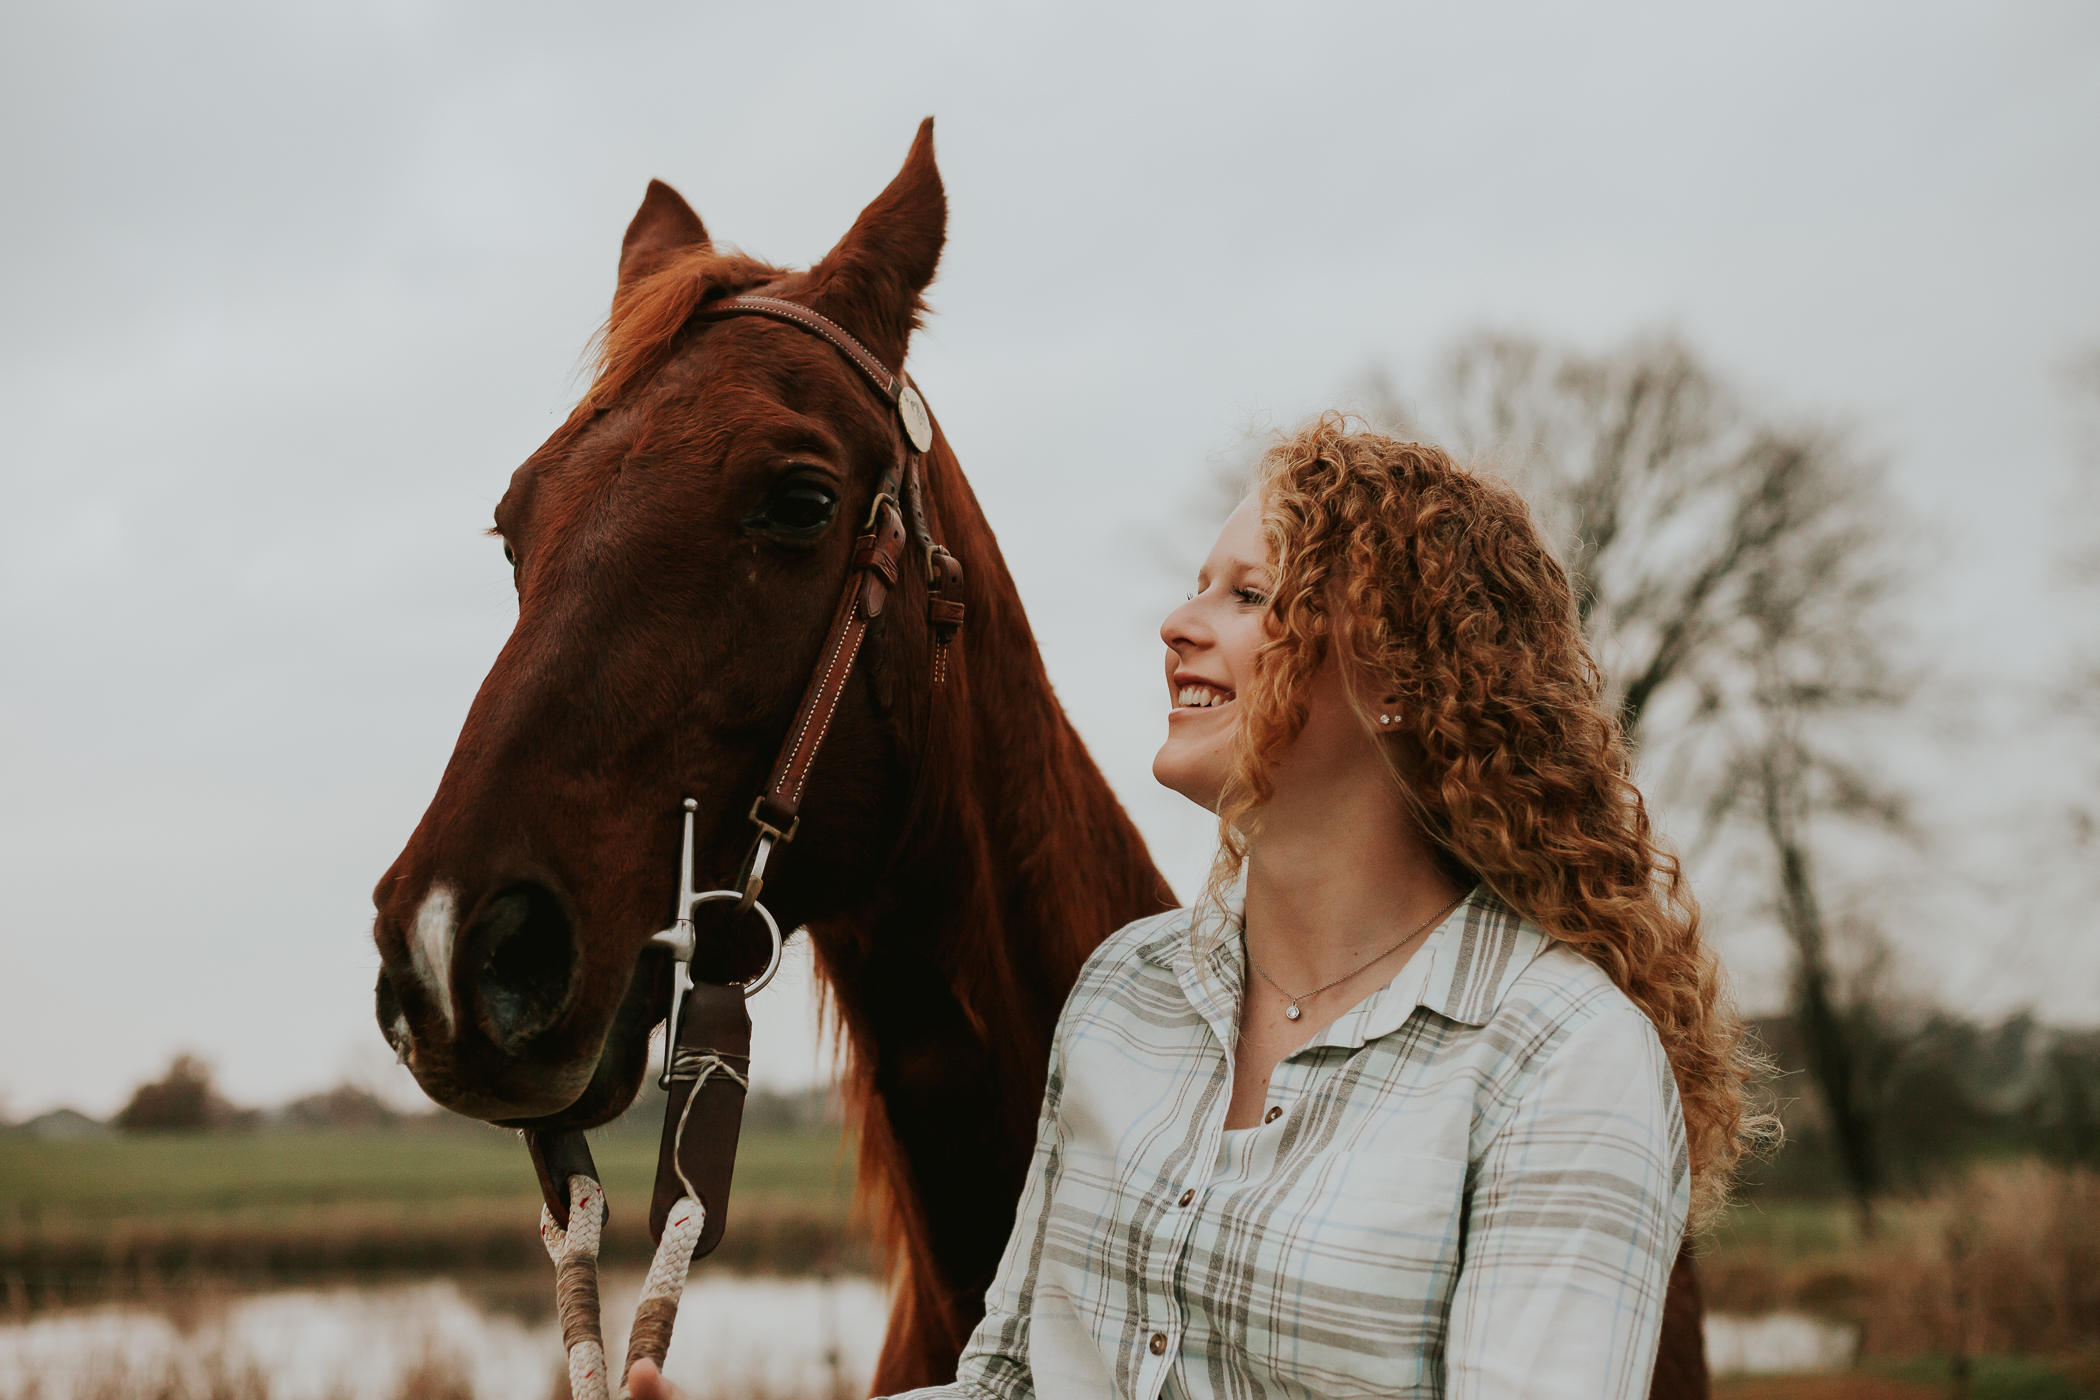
[1042,904,1203,1034]
[1072,905,1193,989]
[1431,904,1685,1177]
[1440,893,1669,1067]
[1492,923,1675,1094]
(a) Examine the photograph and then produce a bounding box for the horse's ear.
[618,179,709,292]
[809,118,945,371]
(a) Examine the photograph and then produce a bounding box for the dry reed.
[1704,1161,2100,1358]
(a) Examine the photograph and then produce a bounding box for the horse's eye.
[502,541,517,567]
[752,479,839,536]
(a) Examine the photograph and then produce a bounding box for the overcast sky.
[4,1,2097,1118]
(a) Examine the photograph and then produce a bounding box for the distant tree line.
[1749,1010,2100,1198]
[65,1051,839,1138]
[108,1054,408,1133]
[112,1053,257,1132]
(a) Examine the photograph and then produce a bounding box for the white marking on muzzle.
[410,884,459,1029]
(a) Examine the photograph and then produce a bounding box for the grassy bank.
[0,1123,867,1305]
[1703,1161,2100,1358]
[1696,1161,2100,1396]
[1714,1357,2100,1400]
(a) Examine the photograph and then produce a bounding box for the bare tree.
[1362,331,1917,1230]
[115,1052,252,1133]
[1693,457,1916,1231]
[2060,346,2100,847]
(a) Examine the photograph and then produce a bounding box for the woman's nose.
[1161,593,1209,651]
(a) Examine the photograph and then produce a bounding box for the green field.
[0,1124,864,1294]
[0,1124,852,1231]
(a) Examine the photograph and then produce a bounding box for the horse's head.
[372,122,948,1125]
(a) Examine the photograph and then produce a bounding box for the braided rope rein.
[540,1174,612,1400]
[541,1050,749,1399]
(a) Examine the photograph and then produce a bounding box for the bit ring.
[682,889,785,998]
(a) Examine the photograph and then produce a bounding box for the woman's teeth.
[1177,685,1231,708]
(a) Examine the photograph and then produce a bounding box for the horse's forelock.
[575,248,781,422]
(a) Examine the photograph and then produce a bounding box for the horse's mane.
[569,247,782,425]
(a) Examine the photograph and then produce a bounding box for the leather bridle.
[525,294,966,1264]
[699,296,966,918]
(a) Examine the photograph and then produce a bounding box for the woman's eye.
[752,479,839,536]
[1234,587,1269,607]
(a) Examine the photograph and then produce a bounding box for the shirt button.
[1263,1105,1283,1124]
[1177,1189,1195,1208]
[1149,1332,1168,1355]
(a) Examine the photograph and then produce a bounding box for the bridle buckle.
[738,796,799,912]
[744,795,801,845]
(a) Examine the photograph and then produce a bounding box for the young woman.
[633,417,1754,1400]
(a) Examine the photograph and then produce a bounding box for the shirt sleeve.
[885,1007,1073,1400]
[1444,1006,1691,1400]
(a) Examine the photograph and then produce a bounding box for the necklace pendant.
[1284,1002,1302,1021]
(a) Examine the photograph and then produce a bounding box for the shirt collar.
[1139,879,1549,1051]
[1138,874,1247,1052]
[1310,887,1547,1049]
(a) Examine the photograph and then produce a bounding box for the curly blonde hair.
[1211,414,1762,1228]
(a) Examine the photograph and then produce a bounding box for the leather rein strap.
[697,295,966,912]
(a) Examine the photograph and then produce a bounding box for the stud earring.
[1376,695,1398,727]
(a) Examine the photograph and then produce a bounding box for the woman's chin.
[1152,747,1225,813]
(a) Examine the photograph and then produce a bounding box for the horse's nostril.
[470,883,577,1047]
[375,968,411,1062]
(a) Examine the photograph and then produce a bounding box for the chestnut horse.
[369,121,1707,1396]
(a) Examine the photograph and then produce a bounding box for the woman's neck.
[1241,770,1463,993]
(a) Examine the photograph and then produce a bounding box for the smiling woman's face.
[1154,494,1273,811]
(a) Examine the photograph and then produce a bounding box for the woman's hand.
[624,1358,684,1400]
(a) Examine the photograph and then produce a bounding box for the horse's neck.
[914,453,1173,1036]
[832,445,1176,1393]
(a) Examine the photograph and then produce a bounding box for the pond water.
[0,1273,889,1400]
[1705,1310,1860,1376]
[0,1281,1861,1399]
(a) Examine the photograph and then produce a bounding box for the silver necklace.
[1248,889,1470,1021]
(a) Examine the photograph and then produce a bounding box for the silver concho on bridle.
[896,382,935,453]
[648,798,784,1086]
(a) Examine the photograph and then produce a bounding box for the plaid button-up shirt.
[896,887,1689,1400]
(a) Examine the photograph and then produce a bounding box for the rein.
[522,295,965,1399]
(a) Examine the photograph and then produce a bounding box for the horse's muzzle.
[373,876,620,1121]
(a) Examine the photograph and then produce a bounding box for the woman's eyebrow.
[1197,555,1268,591]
